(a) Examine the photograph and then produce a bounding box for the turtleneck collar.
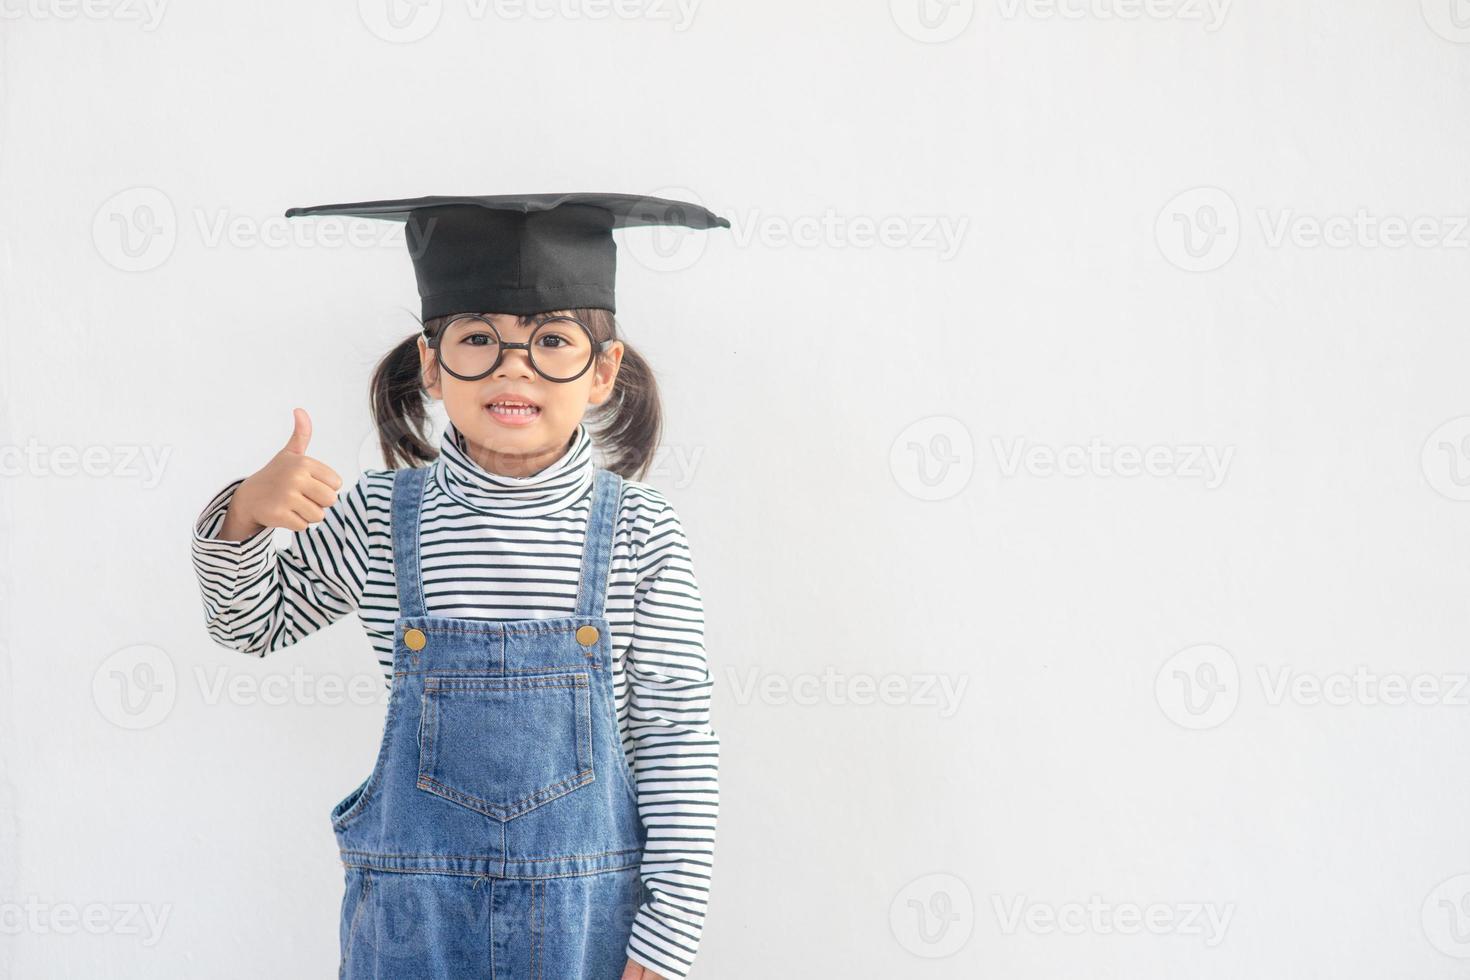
[432,418,595,518]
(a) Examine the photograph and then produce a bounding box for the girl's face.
[417,311,623,478]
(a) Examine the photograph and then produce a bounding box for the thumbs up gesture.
[218,409,346,540]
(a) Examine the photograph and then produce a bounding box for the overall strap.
[574,467,623,620]
[391,464,431,620]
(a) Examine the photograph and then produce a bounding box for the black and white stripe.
[189,420,718,979]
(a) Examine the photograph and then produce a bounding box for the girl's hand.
[218,408,344,540]
[620,959,666,980]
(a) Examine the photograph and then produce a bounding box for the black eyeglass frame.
[425,313,613,384]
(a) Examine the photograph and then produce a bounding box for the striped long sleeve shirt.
[189,419,719,979]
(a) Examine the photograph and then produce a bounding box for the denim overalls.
[330,463,648,978]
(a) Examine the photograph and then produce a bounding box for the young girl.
[189,194,726,979]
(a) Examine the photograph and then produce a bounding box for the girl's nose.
[494,347,535,377]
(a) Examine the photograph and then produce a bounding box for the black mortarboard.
[284,192,730,319]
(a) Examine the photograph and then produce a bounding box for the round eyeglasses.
[427,314,613,383]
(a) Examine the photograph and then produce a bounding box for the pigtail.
[369,331,437,470]
[582,312,662,483]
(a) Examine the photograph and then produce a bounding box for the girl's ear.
[587,340,624,407]
[417,336,443,401]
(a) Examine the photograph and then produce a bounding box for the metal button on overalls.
[329,464,647,979]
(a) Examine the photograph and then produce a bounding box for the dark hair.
[369,308,662,481]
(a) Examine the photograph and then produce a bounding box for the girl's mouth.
[485,400,541,426]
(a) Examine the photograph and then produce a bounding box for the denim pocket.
[331,683,402,832]
[330,776,371,828]
[416,672,594,821]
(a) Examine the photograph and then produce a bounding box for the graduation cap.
[284,192,730,320]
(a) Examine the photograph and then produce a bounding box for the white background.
[4,0,1470,976]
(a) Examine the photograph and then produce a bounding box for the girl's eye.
[462,332,497,347]
[536,333,570,348]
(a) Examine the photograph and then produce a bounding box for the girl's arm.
[622,495,721,980]
[189,473,375,656]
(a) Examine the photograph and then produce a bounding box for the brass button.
[403,628,427,651]
[576,625,600,646]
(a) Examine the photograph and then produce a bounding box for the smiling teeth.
[491,404,538,415]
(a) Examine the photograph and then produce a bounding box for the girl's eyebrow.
[483,312,566,325]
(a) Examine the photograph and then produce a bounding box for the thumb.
[283,408,312,455]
